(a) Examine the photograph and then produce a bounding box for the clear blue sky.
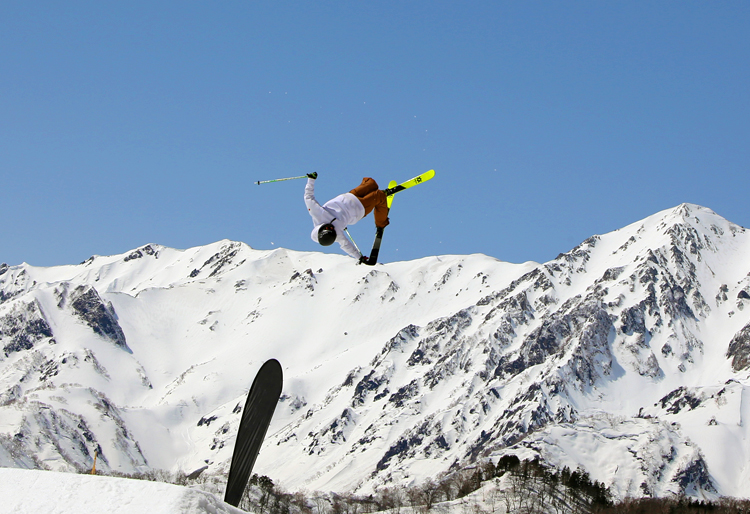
[2,2,749,268]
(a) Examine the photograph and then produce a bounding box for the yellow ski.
[385,169,435,199]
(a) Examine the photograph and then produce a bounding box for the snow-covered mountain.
[2,203,750,500]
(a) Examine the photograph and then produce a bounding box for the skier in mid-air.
[304,172,390,262]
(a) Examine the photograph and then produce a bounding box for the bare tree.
[312,493,329,514]
[376,486,404,514]
[457,469,481,499]
[419,478,440,511]
[508,471,528,513]
[437,471,456,502]
[406,485,422,513]
[486,478,503,513]
[292,491,313,514]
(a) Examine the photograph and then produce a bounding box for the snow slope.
[1,203,750,501]
[0,468,243,514]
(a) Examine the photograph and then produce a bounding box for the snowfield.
[1,203,750,504]
[0,468,243,514]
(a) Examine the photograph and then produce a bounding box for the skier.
[304,172,390,262]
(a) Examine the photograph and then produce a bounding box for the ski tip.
[386,180,397,208]
[260,358,283,382]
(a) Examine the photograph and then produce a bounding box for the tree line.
[236,456,611,514]
[89,457,750,514]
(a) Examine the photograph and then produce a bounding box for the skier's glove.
[307,172,318,179]
[358,255,369,265]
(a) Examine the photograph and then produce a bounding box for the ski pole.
[255,175,308,185]
[344,228,363,257]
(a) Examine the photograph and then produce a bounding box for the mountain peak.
[655,203,745,237]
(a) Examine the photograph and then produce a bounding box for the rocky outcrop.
[60,285,130,352]
[0,300,53,357]
[727,322,750,371]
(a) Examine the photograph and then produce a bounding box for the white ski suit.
[304,178,364,259]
